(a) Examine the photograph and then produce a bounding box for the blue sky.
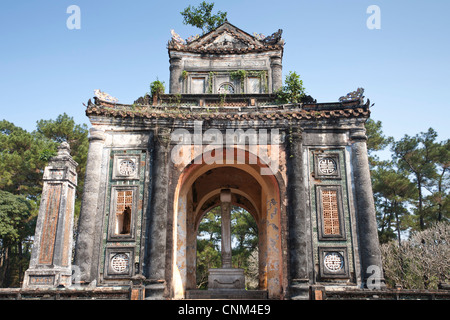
[1,0,449,143]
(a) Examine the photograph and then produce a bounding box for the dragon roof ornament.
[94,89,118,103]
[339,88,365,103]
[170,29,186,45]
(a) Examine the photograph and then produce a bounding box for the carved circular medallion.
[111,253,129,273]
[318,157,337,175]
[324,252,344,272]
[119,159,136,176]
[218,83,235,94]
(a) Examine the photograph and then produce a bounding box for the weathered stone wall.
[72,99,384,299]
[168,51,282,94]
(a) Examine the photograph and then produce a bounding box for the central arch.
[171,147,285,299]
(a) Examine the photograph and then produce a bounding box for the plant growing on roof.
[150,79,165,98]
[275,71,305,104]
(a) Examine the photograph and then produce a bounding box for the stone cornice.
[86,97,370,124]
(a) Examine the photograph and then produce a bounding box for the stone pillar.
[23,142,78,288]
[270,56,283,92]
[73,128,105,283]
[220,189,232,268]
[350,128,385,288]
[207,189,245,290]
[146,127,171,281]
[169,57,182,94]
[287,129,311,298]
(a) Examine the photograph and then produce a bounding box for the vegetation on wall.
[207,71,215,93]
[229,70,268,93]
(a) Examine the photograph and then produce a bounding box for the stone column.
[270,56,283,92]
[146,127,171,281]
[350,128,385,288]
[73,128,105,283]
[286,129,311,298]
[207,189,245,290]
[169,57,182,94]
[220,189,232,268]
[23,142,78,288]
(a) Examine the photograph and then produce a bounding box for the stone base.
[208,268,245,290]
[22,267,72,289]
[144,282,165,300]
[289,282,311,300]
[186,289,267,300]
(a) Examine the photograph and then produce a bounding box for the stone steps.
[185,289,268,300]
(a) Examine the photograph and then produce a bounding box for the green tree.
[392,128,441,230]
[0,120,55,200]
[365,118,393,168]
[275,71,305,104]
[372,162,416,245]
[0,114,88,287]
[35,113,89,215]
[0,190,36,287]
[180,1,227,34]
[423,139,450,223]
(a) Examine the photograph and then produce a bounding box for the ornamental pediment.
[168,21,284,53]
[202,31,249,50]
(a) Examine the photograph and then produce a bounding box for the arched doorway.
[171,147,285,299]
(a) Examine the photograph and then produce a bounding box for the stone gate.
[23,22,385,299]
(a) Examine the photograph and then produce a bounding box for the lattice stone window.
[218,83,235,94]
[323,252,344,272]
[105,248,134,278]
[314,153,341,179]
[316,185,346,240]
[319,247,349,279]
[119,159,136,176]
[112,154,140,180]
[318,158,337,175]
[110,253,130,273]
[322,190,340,236]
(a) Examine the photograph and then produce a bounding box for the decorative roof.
[168,22,284,55]
[85,96,370,122]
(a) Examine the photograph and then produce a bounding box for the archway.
[171,147,284,299]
